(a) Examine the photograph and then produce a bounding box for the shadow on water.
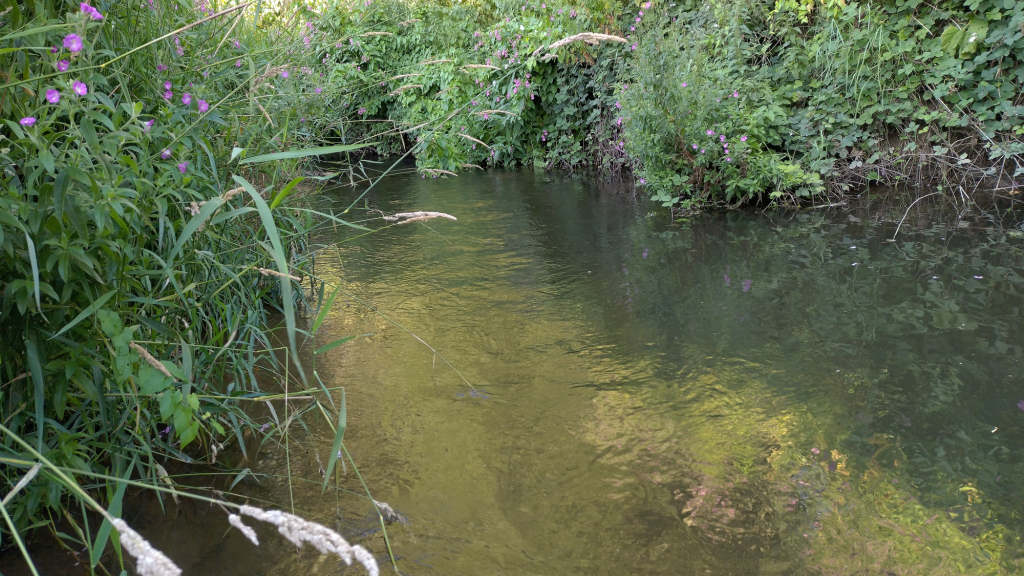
[30,171,1023,575]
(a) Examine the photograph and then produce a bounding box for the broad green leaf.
[940,25,964,56]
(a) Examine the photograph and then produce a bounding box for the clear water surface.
[140,170,1024,575]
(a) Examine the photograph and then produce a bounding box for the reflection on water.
[157,172,1024,575]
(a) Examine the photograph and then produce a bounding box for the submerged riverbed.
[150,171,1023,575]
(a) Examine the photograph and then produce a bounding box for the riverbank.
[309,0,1022,209]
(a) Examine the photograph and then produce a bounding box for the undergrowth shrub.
[1,1,350,568]
[312,0,633,175]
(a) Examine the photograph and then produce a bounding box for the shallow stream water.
[138,171,1024,575]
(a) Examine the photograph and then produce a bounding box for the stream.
[146,170,1024,575]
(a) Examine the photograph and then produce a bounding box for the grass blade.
[314,334,361,356]
[50,289,116,340]
[238,143,376,165]
[25,333,45,453]
[90,458,135,568]
[23,230,42,316]
[310,284,340,336]
[233,175,306,385]
[270,176,305,211]
[320,388,346,491]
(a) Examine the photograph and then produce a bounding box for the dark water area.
[12,171,1024,575]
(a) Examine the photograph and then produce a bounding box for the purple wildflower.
[157,64,168,71]
[1018,399,1024,412]
[45,89,61,104]
[63,34,83,53]
[50,46,59,53]
[732,90,739,98]
[720,134,726,142]
[144,119,155,131]
[177,161,188,173]
[681,82,687,87]
[811,447,820,455]
[235,59,242,67]
[19,117,36,127]
[72,81,88,96]
[57,59,70,72]
[742,279,752,292]
[164,81,172,90]
[314,87,322,94]
[80,2,104,20]
[181,92,192,106]
[706,129,714,136]
[197,99,209,113]
[280,70,289,78]
[161,149,172,159]
[163,90,173,100]
[740,135,748,142]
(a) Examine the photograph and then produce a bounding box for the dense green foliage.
[1,1,357,568]
[308,0,633,173]
[306,0,1022,207]
[624,0,1024,207]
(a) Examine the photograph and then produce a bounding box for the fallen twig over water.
[382,211,458,225]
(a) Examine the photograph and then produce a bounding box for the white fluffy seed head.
[111,518,183,576]
[238,505,378,576]
[228,513,260,546]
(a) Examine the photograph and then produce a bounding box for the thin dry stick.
[890,191,943,241]
[254,98,274,127]
[360,31,393,37]
[417,58,451,65]
[382,211,458,224]
[387,73,422,81]
[129,342,176,381]
[461,64,500,70]
[543,31,628,51]
[256,267,301,282]
[212,11,244,57]
[458,133,491,149]
[474,109,517,117]
[418,169,459,177]
[2,463,41,506]
[388,84,422,96]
